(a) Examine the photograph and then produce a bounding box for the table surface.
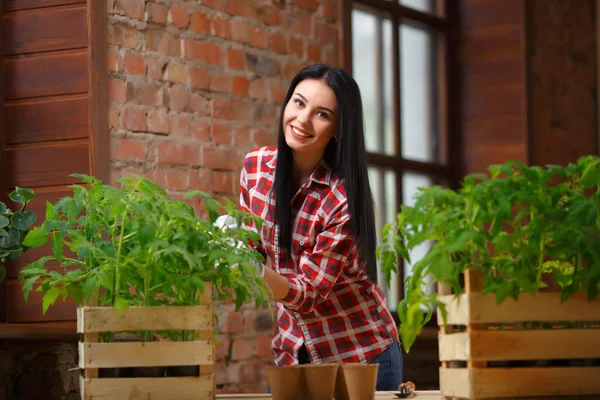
[216,390,443,399]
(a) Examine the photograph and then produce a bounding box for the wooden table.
[216,391,443,399]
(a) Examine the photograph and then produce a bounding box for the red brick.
[191,168,212,192]
[156,141,201,166]
[146,30,180,57]
[306,42,320,62]
[147,109,170,134]
[213,171,233,194]
[286,13,312,36]
[232,76,249,97]
[108,23,138,49]
[283,59,308,80]
[269,80,288,103]
[288,36,304,58]
[211,123,232,145]
[232,125,252,147]
[168,6,190,29]
[323,45,338,66]
[165,62,188,84]
[248,78,268,101]
[256,104,280,125]
[124,52,146,75]
[203,146,237,170]
[189,67,211,90]
[147,57,167,80]
[230,17,250,44]
[113,137,147,161]
[108,78,130,104]
[227,49,245,70]
[269,31,287,54]
[148,3,168,24]
[232,338,254,361]
[123,107,147,132]
[191,119,211,141]
[210,71,231,93]
[249,25,268,49]
[313,21,338,45]
[215,335,230,362]
[107,49,123,73]
[253,128,274,147]
[170,114,191,137]
[241,362,259,383]
[135,83,159,106]
[291,0,318,11]
[255,335,272,358]
[182,40,224,65]
[212,14,231,38]
[168,87,190,111]
[108,107,120,130]
[211,98,254,122]
[225,1,279,26]
[190,10,211,34]
[117,0,145,20]
[151,167,189,191]
[320,0,339,22]
[190,94,210,116]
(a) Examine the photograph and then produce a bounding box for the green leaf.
[82,275,98,301]
[23,227,48,248]
[9,187,36,205]
[46,201,55,220]
[0,216,9,229]
[22,276,39,301]
[113,298,129,316]
[11,211,37,230]
[50,234,64,260]
[581,162,600,188]
[42,287,61,314]
[0,228,19,249]
[0,203,6,215]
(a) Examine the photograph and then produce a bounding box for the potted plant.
[0,187,37,283]
[378,156,600,399]
[19,174,269,400]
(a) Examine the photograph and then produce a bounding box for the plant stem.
[114,209,129,304]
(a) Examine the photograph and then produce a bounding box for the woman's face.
[282,78,338,157]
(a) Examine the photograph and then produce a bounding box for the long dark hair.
[273,64,378,283]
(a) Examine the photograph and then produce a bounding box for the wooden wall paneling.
[4,0,85,11]
[0,0,7,323]
[5,94,89,144]
[88,0,109,183]
[5,50,88,99]
[6,280,76,322]
[4,4,87,55]
[6,140,90,188]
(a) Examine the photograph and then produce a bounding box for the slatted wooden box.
[77,288,215,400]
[437,271,600,399]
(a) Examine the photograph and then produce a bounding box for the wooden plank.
[81,375,213,400]
[78,341,214,369]
[471,366,600,398]
[439,367,472,398]
[6,278,76,322]
[0,0,7,323]
[439,292,600,325]
[87,0,109,183]
[5,0,85,11]
[6,95,88,144]
[6,140,90,188]
[4,4,87,55]
[439,329,600,361]
[5,50,88,99]
[0,321,77,340]
[78,305,213,333]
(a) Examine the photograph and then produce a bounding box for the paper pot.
[335,363,379,400]
[266,365,302,400]
[300,364,339,400]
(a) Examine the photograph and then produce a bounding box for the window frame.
[339,0,463,316]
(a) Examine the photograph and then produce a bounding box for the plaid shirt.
[239,146,399,365]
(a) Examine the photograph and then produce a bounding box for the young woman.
[238,64,403,390]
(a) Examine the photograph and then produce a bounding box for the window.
[341,0,461,313]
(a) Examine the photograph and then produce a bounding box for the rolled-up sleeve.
[280,199,353,313]
[239,162,267,260]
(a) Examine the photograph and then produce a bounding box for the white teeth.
[292,126,311,138]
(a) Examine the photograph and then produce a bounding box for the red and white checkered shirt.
[239,146,399,365]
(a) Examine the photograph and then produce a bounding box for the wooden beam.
[0,322,78,340]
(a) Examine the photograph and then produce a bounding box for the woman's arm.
[262,261,290,300]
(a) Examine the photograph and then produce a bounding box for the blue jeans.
[372,341,404,391]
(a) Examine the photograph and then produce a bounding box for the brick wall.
[106,0,339,393]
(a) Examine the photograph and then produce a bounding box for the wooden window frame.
[339,0,463,320]
[0,0,108,339]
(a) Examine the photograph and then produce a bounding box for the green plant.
[378,156,600,352]
[0,187,37,282]
[19,174,269,341]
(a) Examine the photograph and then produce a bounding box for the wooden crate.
[78,287,215,400]
[437,271,600,399]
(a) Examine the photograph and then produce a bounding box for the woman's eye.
[294,99,304,106]
[317,111,329,119]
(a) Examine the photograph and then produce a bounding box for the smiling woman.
[238,64,404,391]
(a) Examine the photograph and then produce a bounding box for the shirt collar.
[266,152,332,186]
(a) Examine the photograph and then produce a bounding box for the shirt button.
[299,240,304,245]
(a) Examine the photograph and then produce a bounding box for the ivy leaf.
[11,211,37,231]
[9,187,36,205]
[42,287,61,314]
[0,228,19,249]
[0,216,9,229]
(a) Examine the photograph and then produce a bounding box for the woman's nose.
[296,108,310,124]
